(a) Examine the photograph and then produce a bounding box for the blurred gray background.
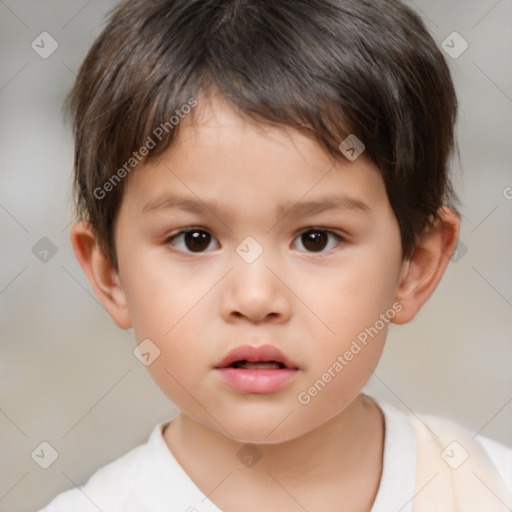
[0,1,511,511]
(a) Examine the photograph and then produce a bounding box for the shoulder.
[369,395,512,509]
[37,423,165,512]
[420,414,511,470]
[408,409,512,494]
[38,444,145,511]
[374,396,512,487]
[474,433,512,493]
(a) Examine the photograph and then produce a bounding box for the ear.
[69,221,132,329]
[391,206,460,324]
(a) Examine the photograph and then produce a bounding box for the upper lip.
[214,344,299,369]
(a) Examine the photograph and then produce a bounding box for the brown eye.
[184,230,212,252]
[303,231,328,251]
[294,229,343,253]
[166,228,219,253]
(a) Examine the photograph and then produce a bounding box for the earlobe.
[391,207,460,325]
[69,221,132,329]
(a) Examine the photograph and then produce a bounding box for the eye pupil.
[174,229,337,254]
[302,231,328,252]
[185,230,211,252]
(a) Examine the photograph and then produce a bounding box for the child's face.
[114,96,407,443]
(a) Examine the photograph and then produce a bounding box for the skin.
[71,94,460,512]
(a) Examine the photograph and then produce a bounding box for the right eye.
[164,228,220,253]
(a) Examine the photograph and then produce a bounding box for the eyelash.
[163,227,346,255]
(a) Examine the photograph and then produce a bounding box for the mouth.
[214,344,299,370]
[214,344,299,394]
[227,361,288,370]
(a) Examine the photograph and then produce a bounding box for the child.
[39,0,512,510]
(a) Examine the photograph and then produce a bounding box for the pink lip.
[214,344,299,394]
[214,344,299,370]
[216,367,297,394]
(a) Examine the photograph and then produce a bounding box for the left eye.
[292,229,343,253]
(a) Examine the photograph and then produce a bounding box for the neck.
[163,394,384,511]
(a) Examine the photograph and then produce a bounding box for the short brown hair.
[66,0,459,269]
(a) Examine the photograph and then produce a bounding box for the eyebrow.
[142,193,371,219]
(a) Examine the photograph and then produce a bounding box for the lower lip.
[215,368,298,394]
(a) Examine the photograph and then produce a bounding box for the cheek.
[122,248,209,338]
[124,259,212,411]
[339,222,402,312]
[121,248,216,369]
[302,252,400,341]
[294,228,401,384]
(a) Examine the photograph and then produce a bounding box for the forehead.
[123,95,387,219]
[174,95,330,167]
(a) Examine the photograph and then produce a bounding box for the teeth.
[232,361,285,369]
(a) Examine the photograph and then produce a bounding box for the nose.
[219,249,292,325]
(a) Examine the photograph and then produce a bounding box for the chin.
[217,412,308,445]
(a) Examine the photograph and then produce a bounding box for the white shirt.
[38,397,512,512]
